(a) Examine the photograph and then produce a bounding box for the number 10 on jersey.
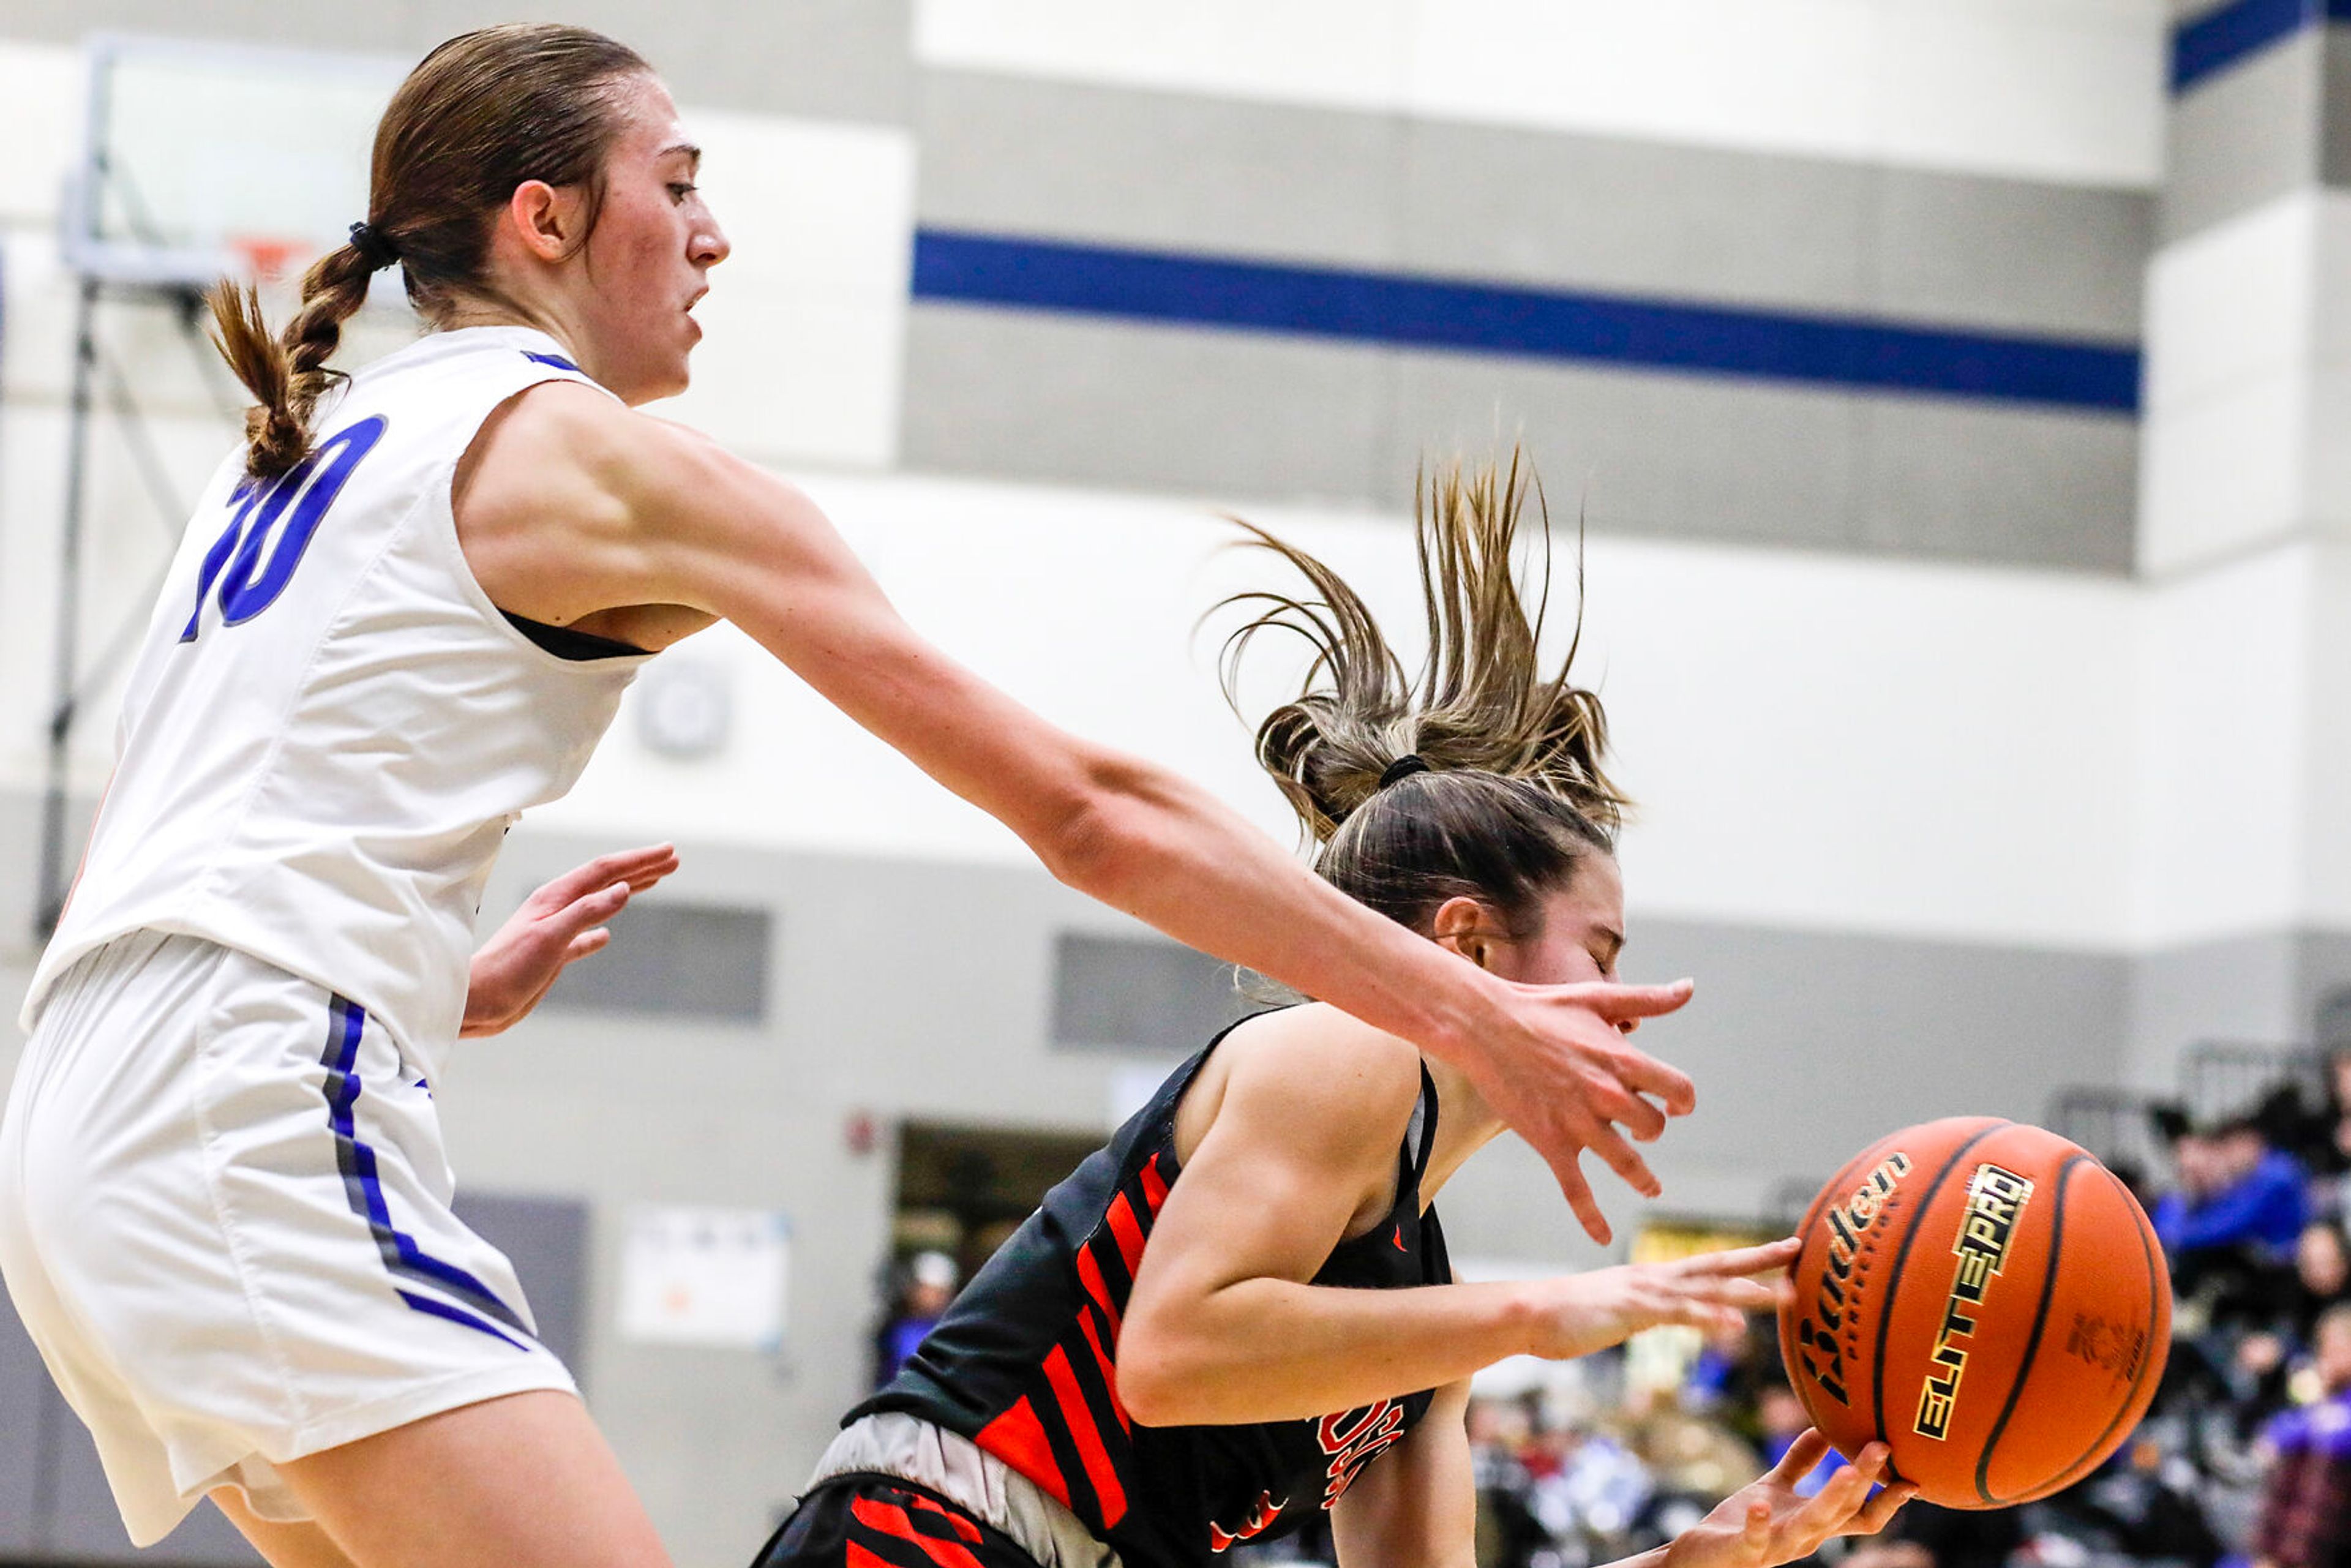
[180,416,388,642]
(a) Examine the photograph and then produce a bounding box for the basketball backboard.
[62,34,404,290]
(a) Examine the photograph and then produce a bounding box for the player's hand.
[1523,1239,1798,1360]
[461,844,680,1037]
[1461,976,1698,1242]
[1662,1435,1913,1568]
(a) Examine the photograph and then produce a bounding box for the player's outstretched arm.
[1610,1436,1912,1568]
[1327,1380,1477,1568]
[1117,1010,1792,1424]
[462,843,681,1037]
[460,385,1695,1239]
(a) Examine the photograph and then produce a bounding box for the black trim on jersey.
[499,608,650,660]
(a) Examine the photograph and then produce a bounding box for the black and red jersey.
[852,1030,1451,1568]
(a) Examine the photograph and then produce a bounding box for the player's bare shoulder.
[452,380,715,630]
[1174,1003,1425,1170]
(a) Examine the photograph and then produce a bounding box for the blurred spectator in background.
[2251,1304,2351,1568]
[2292,1049,2351,1222]
[1845,1501,2023,1568]
[2157,1118,2308,1329]
[871,1248,958,1387]
[2232,1221,2351,1426]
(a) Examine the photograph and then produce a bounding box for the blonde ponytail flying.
[1213,448,1629,938]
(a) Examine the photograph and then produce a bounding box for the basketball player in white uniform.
[5,26,1709,1568]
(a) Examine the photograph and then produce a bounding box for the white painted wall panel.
[536,470,2142,950]
[2301,546,2351,929]
[1862,4,2164,186]
[0,42,78,227]
[917,0,2167,188]
[623,111,913,470]
[2141,193,2351,572]
[2142,194,2317,417]
[2129,544,2312,945]
[912,0,1414,118]
[2139,377,2309,574]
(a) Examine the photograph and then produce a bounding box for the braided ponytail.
[207,239,381,480]
[204,23,653,479]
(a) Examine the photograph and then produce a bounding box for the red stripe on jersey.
[1139,1152,1170,1215]
[1044,1343,1128,1527]
[905,1493,986,1546]
[847,1543,890,1568]
[1075,1302,1131,1433]
[1074,1244,1122,1336]
[976,1396,1072,1509]
[849,1496,987,1568]
[1105,1192,1146,1277]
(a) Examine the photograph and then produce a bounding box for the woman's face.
[569,73,730,403]
[1470,853,1627,990]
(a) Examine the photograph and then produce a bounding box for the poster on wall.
[617,1204,792,1350]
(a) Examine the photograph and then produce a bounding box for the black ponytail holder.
[1378,754,1433,789]
[347,220,400,271]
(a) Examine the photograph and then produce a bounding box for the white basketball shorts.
[0,929,576,1546]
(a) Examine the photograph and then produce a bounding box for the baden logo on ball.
[1778,1117,2172,1510]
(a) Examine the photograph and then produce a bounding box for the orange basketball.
[1777,1117,2171,1509]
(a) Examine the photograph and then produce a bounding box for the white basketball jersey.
[23,326,652,1084]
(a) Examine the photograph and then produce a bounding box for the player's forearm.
[1118,1278,1537,1427]
[1048,765,1504,1069]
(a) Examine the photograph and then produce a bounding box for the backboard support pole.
[36,275,103,942]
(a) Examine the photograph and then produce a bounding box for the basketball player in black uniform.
[754,456,1912,1568]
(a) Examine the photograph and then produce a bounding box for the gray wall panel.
[1854,399,2139,572]
[915,72,1403,265]
[1871,170,2151,340]
[45,1431,259,1564]
[0,1274,48,1553]
[1383,354,1865,552]
[901,306,1392,503]
[1,2,912,125]
[1398,119,1872,312]
[2324,29,2351,189]
[411,0,912,125]
[1619,916,2129,1198]
[2127,927,2351,1089]
[2163,28,2324,242]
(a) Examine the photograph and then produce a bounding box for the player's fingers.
[1551,1157,1614,1248]
[1602,1078,1670,1142]
[1852,1482,1916,1536]
[553,880,632,931]
[1578,978,1695,1021]
[1692,1277,1786,1313]
[539,844,675,904]
[1563,1030,1695,1117]
[563,928,613,962]
[1679,1238,1801,1278]
[620,847,681,889]
[1581,1122,1664,1199]
[1772,1430,1831,1482]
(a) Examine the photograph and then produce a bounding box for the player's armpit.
[1329,1380,1477,1568]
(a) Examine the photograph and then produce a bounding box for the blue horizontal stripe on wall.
[912,230,2140,416]
[2172,0,2351,94]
